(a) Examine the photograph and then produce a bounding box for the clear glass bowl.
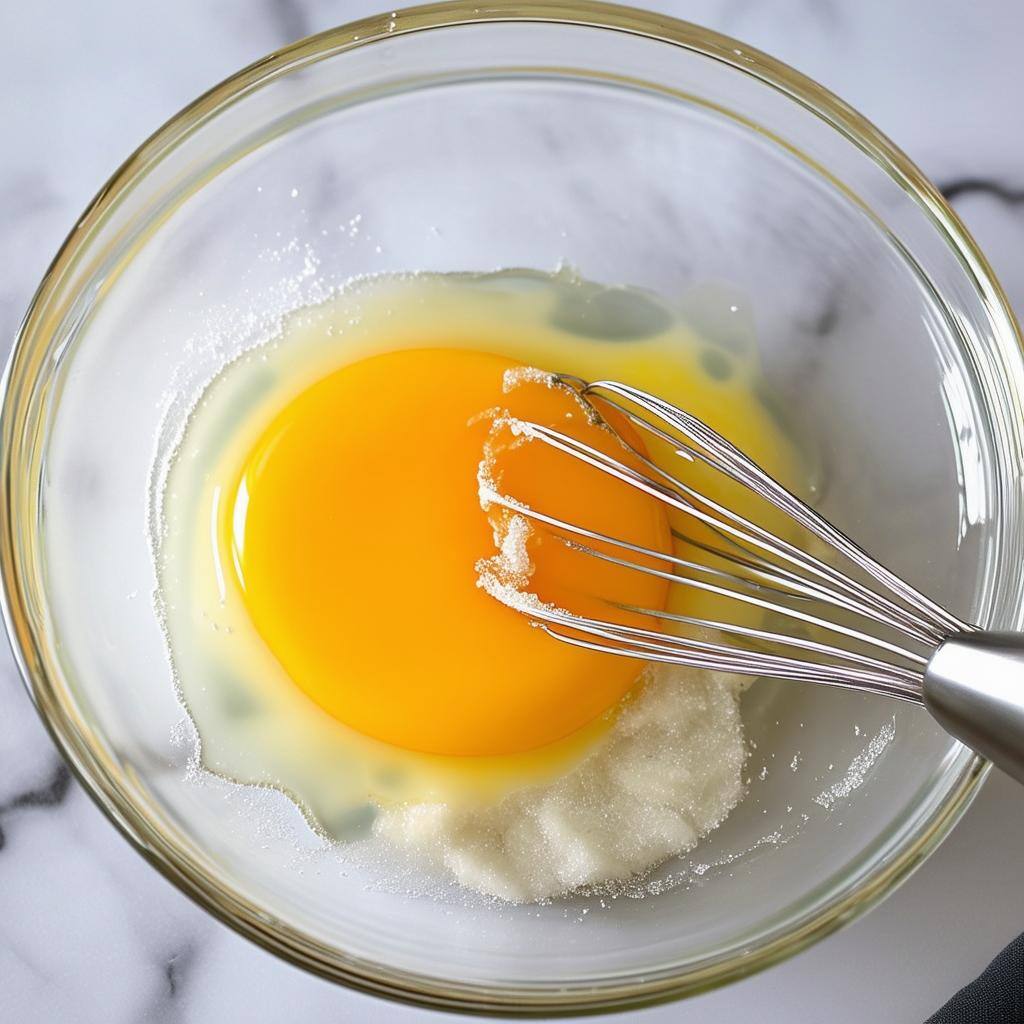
[4,2,1024,1014]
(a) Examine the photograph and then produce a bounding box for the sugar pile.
[374,664,746,902]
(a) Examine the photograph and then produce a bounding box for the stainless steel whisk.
[488,376,1024,784]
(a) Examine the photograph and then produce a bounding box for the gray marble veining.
[2,1,1024,1022]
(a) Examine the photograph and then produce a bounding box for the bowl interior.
[8,11,1022,1011]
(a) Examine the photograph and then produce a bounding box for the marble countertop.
[3,1,1024,1021]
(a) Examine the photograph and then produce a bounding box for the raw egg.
[157,269,803,834]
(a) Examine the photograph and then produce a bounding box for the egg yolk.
[230,347,672,756]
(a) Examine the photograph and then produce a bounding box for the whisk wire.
[584,380,969,637]
[507,417,942,649]
[486,375,978,703]
[576,389,954,645]
[564,538,929,666]
[613,602,925,680]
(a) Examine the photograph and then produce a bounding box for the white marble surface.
[2,1,1024,1021]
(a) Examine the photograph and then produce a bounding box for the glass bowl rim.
[1,0,1018,1014]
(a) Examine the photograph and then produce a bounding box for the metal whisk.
[487,375,1024,784]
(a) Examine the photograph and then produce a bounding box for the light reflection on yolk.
[230,347,672,757]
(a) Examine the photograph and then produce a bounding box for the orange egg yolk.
[230,347,672,756]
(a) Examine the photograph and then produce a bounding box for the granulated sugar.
[374,665,746,902]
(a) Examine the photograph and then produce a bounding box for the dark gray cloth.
[927,932,1024,1022]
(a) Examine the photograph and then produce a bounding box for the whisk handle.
[924,632,1024,785]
